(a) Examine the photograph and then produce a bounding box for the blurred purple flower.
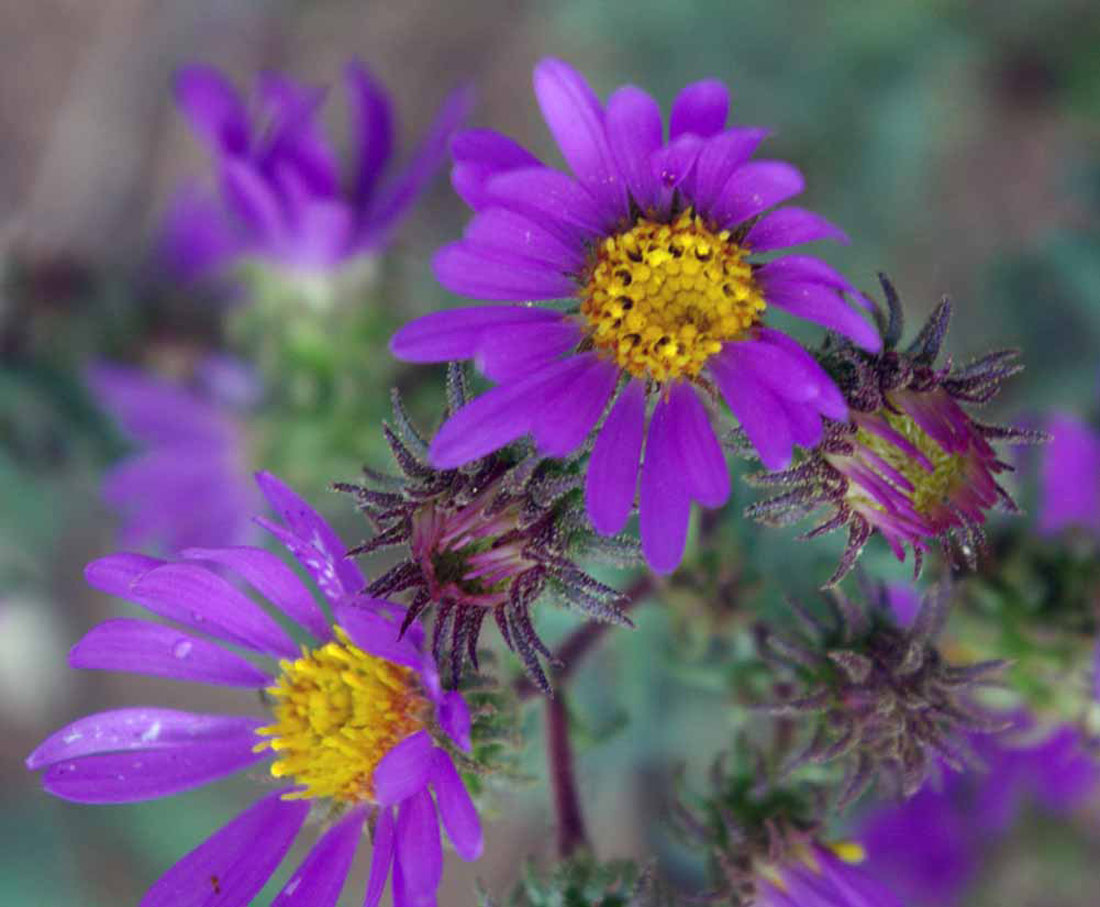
[1039,411,1100,537]
[860,717,1098,906]
[87,362,257,553]
[158,62,472,284]
[27,472,481,907]
[756,842,902,907]
[392,58,875,574]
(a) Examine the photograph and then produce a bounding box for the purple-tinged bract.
[748,276,1043,586]
[87,361,257,552]
[26,472,482,907]
[391,58,877,574]
[339,365,636,694]
[159,62,471,287]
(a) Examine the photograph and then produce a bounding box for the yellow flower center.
[580,210,766,382]
[256,626,428,802]
[848,398,970,518]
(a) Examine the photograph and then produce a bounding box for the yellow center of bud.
[581,210,766,382]
[256,626,428,802]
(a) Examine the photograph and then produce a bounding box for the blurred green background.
[2,0,1099,904]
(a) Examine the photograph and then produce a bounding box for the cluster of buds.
[747,276,1043,586]
[758,578,1008,804]
[339,365,637,692]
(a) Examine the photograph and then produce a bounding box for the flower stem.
[545,693,588,858]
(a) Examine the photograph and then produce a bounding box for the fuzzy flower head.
[88,360,258,552]
[749,276,1040,586]
[340,366,635,694]
[392,58,879,574]
[26,472,482,907]
[159,62,470,299]
[759,578,1008,805]
[678,755,900,907]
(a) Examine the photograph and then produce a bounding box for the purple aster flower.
[860,716,1098,906]
[391,58,878,573]
[1039,411,1100,537]
[748,277,1042,586]
[88,362,257,552]
[26,472,482,907]
[158,62,471,286]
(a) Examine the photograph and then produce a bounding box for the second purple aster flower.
[391,58,878,574]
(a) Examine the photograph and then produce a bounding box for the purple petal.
[395,787,443,901]
[174,65,249,156]
[709,346,794,470]
[432,242,576,301]
[774,394,826,449]
[639,397,692,574]
[69,619,271,688]
[532,58,627,219]
[751,327,848,421]
[760,280,882,352]
[687,127,769,216]
[428,357,584,468]
[728,333,832,404]
[430,748,483,860]
[139,789,309,907]
[347,61,394,208]
[28,709,262,770]
[84,552,165,599]
[885,584,922,628]
[462,208,585,270]
[586,380,645,535]
[220,158,286,244]
[1040,413,1100,536]
[332,599,422,670]
[42,735,265,803]
[450,129,542,210]
[531,354,619,457]
[669,79,729,139]
[272,807,365,907]
[368,84,474,237]
[254,471,364,603]
[755,254,859,294]
[374,731,435,806]
[364,807,397,907]
[474,319,583,382]
[437,691,472,752]
[605,85,663,210]
[154,185,245,283]
[667,383,729,508]
[181,546,331,641]
[711,160,805,228]
[483,167,608,240]
[743,207,849,252]
[130,562,299,658]
[651,133,703,217]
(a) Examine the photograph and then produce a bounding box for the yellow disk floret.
[581,210,766,382]
[256,626,428,802]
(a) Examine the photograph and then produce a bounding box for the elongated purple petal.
[221,158,286,244]
[374,731,435,806]
[364,807,397,907]
[155,185,247,283]
[761,280,882,352]
[1039,413,1100,536]
[390,305,566,364]
[755,254,859,294]
[347,61,393,208]
[42,735,265,803]
[432,243,575,301]
[639,397,692,574]
[651,133,702,217]
[531,354,618,457]
[483,167,608,239]
[754,327,848,420]
[254,471,364,603]
[429,749,483,860]
[131,562,298,658]
[474,318,583,382]
[174,65,249,156]
[272,807,365,907]
[462,208,585,270]
[688,127,769,216]
[139,789,308,907]
[332,600,422,670]
[712,160,805,227]
[84,552,165,599]
[437,691,472,753]
[744,207,848,252]
[668,383,729,508]
[395,788,443,902]
[533,58,627,220]
[182,546,331,641]
[450,129,542,210]
[586,380,645,535]
[710,346,793,470]
[670,79,729,139]
[605,85,663,210]
[69,619,271,688]
[28,709,262,770]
